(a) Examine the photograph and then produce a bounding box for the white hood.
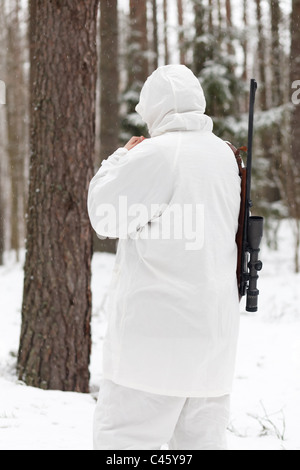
[136,64,213,137]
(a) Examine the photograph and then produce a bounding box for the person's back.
[88,65,241,450]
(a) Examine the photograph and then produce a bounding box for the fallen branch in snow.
[248,401,286,442]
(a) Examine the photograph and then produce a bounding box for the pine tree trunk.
[255,0,267,111]
[291,0,300,182]
[225,0,234,56]
[122,0,148,137]
[270,0,283,107]
[128,0,148,89]
[18,0,99,392]
[97,0,119,255]
[163,0,169,65]
[177,0,185,65]
[5,1,26,262]
[152,0,159,70]
[193,0,207,75]
[100,0,119,163]
[0,188,4,265]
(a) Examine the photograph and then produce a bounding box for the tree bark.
[152,0,159,70]
[18,0,99,392]
[193,0,207,76]
[177,0,185,65]
[270,0,283,107]
[291,0,300,178]
[5,0,27,261]
[255,0,267,111]
[0,183,4,265]
[163,0,169,65]
[128,0,148,89]
[100,0,119,163]
[97,0,119,254]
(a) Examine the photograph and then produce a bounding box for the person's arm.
[88,138,173,239]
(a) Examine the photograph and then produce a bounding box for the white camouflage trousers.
[93,379,230,450]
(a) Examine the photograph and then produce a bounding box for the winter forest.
[0,0,300,451]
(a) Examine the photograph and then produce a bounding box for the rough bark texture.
[18,0,99,392]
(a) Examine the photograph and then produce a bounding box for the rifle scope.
[246,216,264,312]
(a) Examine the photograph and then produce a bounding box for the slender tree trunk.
[152,0,159,70]
[193,0,207,76]
[5,0,26,262]
[128,0,148,89]
[177,0,185,64]
[18,0,99,392]
[225,0,234,56]
[256,0,267,111]
[270,0,283,107]
[242,0,247,82]
[0,188,4,265]
[100,0,119,163]
[163,0,169,64]
[97,0,119,254]
[291,0,300,179]
[122,0,148,137]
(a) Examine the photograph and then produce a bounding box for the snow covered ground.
[0,220,299,450]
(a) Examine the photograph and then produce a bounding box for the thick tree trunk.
[18,0,99,392]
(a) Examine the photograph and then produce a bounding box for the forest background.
[0,0,299,395]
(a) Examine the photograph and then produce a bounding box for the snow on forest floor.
[0,220,300,450]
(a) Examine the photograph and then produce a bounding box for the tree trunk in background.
[97,0,119,254]
[18,0,99,392]
[128,0,148,91]
[122,0,148,137]
[163,0,169,65]
[290,0,300,271]
[193,0,207,76]
[255,0,267,111]
[5,0,27,261]
[100,0,119,163]
[225,0,234,57]
[152,0,159,70]
[0,9,5,265]
[291,0,300,178]
[177,0,185,65]
[0,190,3,265]
[268,0,282,203]
[270,0,283,107]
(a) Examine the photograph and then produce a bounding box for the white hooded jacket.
[88,65,241,397]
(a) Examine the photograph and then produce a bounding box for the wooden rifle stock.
[226,143,247,293]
